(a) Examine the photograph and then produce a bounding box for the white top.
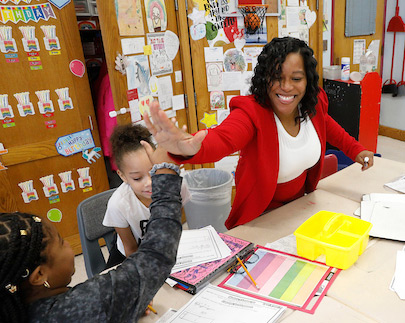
[274,113,321,184]
[103,181,190,256]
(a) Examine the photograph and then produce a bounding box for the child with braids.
[103,123,189,266]
[0,143,184,322]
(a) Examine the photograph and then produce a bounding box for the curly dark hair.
[0,213,50,323]
[250,37,320,122]
[110,123,155,170]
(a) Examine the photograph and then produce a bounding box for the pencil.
[148,304,158,315]
[236,256,260,289]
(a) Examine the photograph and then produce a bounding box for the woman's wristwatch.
[149,162,180,176]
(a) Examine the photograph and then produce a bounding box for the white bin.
[183,168,233,233]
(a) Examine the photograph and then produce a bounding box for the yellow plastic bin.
[294,211,372,269]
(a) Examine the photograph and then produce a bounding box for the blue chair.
[325,149,382,171]
[77,188,117,278]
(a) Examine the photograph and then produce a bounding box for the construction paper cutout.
[49,0,71,9]
[55,88,73,111]
[14,92,35,116]
[82,147,101,164]
[47,208,62,222]
[149,75,158,94]
[223,48,247,72]
[188,7,206,25]
[69,59,85,77]
[77,167,92,188]
[0,3,56,24]
[234,37,246,51]
[0,0,32,4]
[305,9,317,29]
[18,180,39,203]
[223,17,241,43]
[0,94,14,120]
[164,30,179,60]
[19,26,39,52]
[40,175,59,197]
[0,26,17,53]
[0,162,6,170]
[145,0,167,32]
[210,91,225,110]
[200,112,218,129]
[55,129,95,157]
[138,95,154,115]
[0,142,7,154]
[143,44,152,55]
[35,90,54,114]
[115,53,128,75]
[58,171,75,192]
[40,25,60,50]
[190,24,206,40]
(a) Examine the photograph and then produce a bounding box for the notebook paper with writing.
[169,233,254,294]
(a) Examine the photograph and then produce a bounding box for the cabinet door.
[0,2,109,254]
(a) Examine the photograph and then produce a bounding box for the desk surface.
[139,158,405,322]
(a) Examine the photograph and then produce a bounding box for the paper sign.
[222,71,241,91]
[157,75,173,109]
[175,70,182,83]
[121,37,145,55]
[164,30,179,60]
[204,47,224,62]
[129,99,142,122]
[127,88,139,101]
[172,94,185,111]
[55,129,95,157]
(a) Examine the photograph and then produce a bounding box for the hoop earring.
[43,281,51,289]
[22,269,30,278]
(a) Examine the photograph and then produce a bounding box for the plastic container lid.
[341,57,350,64]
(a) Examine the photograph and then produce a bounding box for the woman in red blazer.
[145,37,374,229]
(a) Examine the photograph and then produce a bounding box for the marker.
[236,256,260,289]
[364,156,369,167]
[148,305,158,315]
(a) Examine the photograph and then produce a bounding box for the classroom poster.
[144,0,167,32]
[126,55,151,97]
[115,0,144,36]
[147,32,173,76]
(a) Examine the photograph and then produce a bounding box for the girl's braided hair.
[110,123,155,170]
[0,213,50,323]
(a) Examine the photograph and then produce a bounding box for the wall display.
[126,55,151,97]
[0,26,17,53]
[0,3,57,24]
[144,0,167,32]
[0,94,15,119]
[55,87,73,111]
[39,174,59,197]
[223,48,247,72]
[35,90,54,114]
[138,95,154,115]
[147,32,173,76]
[58,170,75,193]
[157,75,173,109]
[82,146,101,164]
[121,37,145,55]
[77,167,92,189]
[18,180,39,203]
[200,111,218,129]
[115,0,144,36]
[210,91,225,110]
[0,0,32,4]
[40,25,61,51]
[206,62,223,92]
[69,59,85,77]
[14,91,35,116]
[55,129,95,157]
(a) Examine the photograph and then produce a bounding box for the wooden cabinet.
[323,72,382,152]
[0,1,109,254]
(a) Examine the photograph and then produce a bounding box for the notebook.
[169,233,254,294]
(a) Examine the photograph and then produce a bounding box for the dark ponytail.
[0,213,48,323]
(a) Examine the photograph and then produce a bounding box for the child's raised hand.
[144,100,207,157]
[140,140,176,166]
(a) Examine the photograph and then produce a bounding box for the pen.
[236,256,260,289]
[148,304,158,315]
[364,156,369,167]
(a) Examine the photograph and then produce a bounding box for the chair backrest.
[320,154,338,179]
[77,188,116,278]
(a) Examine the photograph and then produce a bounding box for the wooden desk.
[139,158,405,322]
[317,157,405,201]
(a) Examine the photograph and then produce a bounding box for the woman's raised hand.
[144,101,207,157]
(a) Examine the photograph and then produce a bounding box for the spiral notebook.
[169,233,254,294]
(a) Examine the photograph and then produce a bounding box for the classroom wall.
[380,1,405,133]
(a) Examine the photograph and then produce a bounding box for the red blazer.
[173,89,365,229]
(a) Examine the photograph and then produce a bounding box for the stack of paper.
[384,175,405,193]
[171,225,231,273]
[360,193,405,241]
[390,246,405,300]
